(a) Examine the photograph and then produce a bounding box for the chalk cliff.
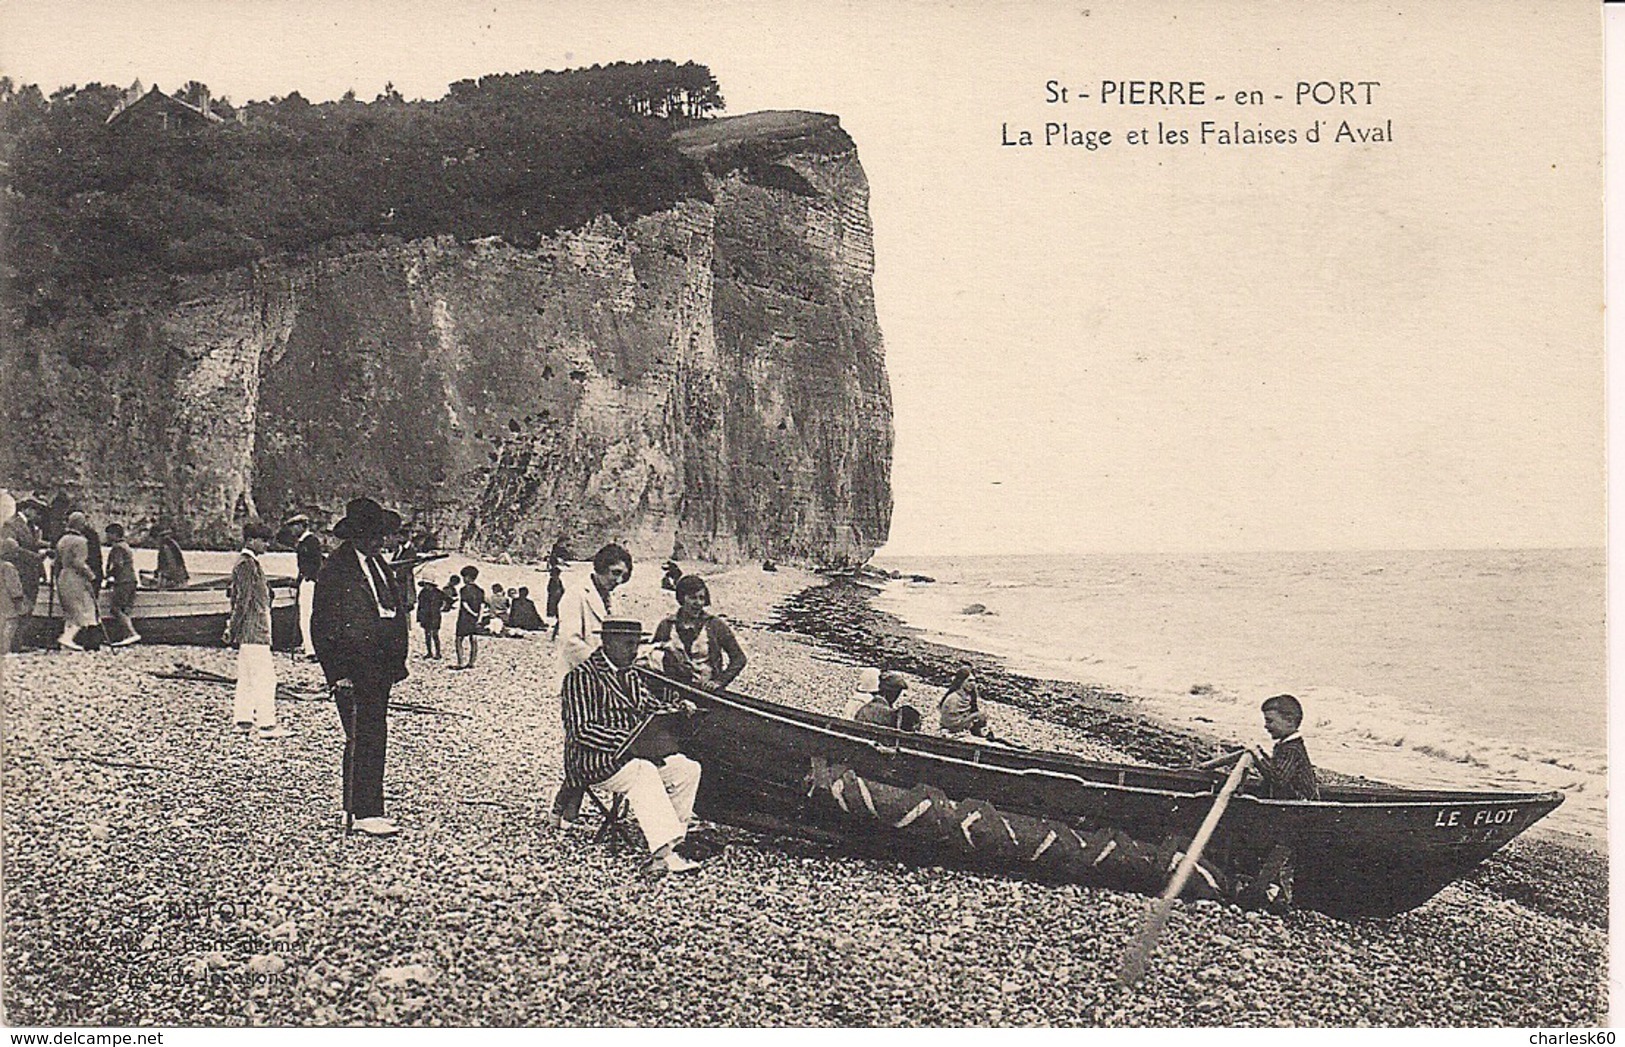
[0,111,893,564]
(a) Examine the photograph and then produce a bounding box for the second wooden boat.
[21,576,302,650]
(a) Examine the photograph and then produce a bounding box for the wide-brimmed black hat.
[332,497,402,540]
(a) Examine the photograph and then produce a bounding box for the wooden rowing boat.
[640,670,1564,918]
[20,576,302,650]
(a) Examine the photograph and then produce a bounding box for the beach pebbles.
[0,565,1606,1025]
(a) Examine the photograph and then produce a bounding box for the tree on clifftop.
[446,59,724,119]
[0,62,721,324]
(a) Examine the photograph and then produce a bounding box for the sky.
[0,0,1605,555]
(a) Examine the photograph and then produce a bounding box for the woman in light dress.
[54,511,99,650]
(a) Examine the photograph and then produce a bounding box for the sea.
[869,548,1607,847]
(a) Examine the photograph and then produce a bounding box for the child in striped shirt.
[1253,693,1320,800]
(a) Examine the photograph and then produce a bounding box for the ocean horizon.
[869,546,1607,846]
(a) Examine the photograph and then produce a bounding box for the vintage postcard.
[0,0,1607,1033]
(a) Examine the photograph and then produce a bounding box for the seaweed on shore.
[768,579,1215,767]
[769,578,1609,930]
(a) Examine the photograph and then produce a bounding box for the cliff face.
[0,111,892,564]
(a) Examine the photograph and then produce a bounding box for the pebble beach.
[0,561,1607,1026]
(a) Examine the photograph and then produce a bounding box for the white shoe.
[352,817,400,837]
[58,634,83,652]
[257,726,293,739]
[664,852,703,874]
[112,633,141,647]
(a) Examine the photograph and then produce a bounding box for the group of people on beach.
[0,495,193,656]
[3,487,1320,870]
[252,506,756,861]
[840,663,1003,741]
[544,542,751,875]
[414,565,560,669]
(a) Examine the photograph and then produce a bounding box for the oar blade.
[1116,753,1253,987]
[1116,897,1174,986]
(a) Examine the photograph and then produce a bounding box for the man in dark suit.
[311,497,410,838]
[287,513,325,660]
[1,499,46,607]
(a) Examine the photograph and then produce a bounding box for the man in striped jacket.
[561,618,703,876]
[547,543,633,830]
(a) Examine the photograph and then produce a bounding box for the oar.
[1117,751,1253,987]
[1191,748,1248,771]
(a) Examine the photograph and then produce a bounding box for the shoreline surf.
[866,550,1606,850]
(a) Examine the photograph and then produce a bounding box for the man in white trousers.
[560,618,702,876]
[288,513,324,660]
[548,542,632,828]
[226,521,291,739]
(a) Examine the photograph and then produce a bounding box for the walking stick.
[1117,752,1253,987]
[336,682,355,835]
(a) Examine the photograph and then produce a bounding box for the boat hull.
[20,579,302,650]
[647,673,1564,918]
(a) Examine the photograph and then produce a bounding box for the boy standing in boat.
[1196,694,1320,800]
[1252,693,1320,800]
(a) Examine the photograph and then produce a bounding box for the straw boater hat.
[596,617,645,637]
[282,512,310,528]
[331,497,401,541]
[853,667,881,695]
